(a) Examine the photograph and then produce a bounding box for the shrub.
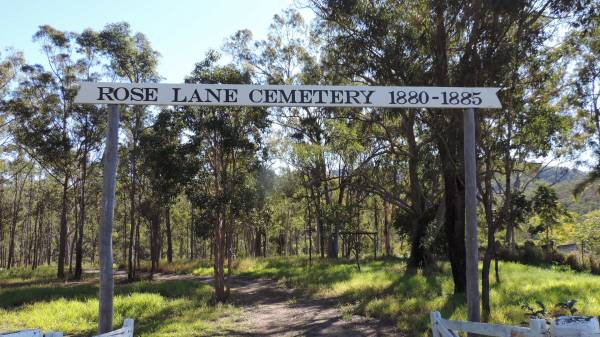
[549,250,566,265]
[590,256,600,275]
[497,245,518,262]
[520,242,545,265]
[566,254,585,272]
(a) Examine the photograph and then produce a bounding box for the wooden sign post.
[75,82,501,332]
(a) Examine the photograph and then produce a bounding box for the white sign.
[75,82,502,108]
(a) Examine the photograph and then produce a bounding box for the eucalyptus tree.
[477,36,573,320]
[227,9,373,258]
[531,184,566,242]
[183,52,269,302]
[0,50,24,265]
[0,48,23,97]
[4,25,103,279]
[90,22,160,280]
[567,5,600,195]
[139,109,195,269]
[309,0,585,290]
[306,1,447,270]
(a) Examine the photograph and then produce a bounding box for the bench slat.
[0,331,42,337]
[93,319,134,337]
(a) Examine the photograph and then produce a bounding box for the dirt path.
[156,274,400,337]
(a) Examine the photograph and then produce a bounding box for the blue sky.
[1,0,312,82]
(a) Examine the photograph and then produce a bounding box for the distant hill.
[534,166,600,214]
[536,166,586,184]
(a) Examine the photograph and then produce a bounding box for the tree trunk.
[440,143,467,294]
[32,196,43,270]
[8,172,27,269]
[149,202,161,274]
[383,201,391,256]
[98,104,120,333]
[57,173,70,279]
[214,213,227,302]
[75,147,88,279]
[190,207,194,259]
[165,206,173,263]
[432,0,467,295]
[127,108,141,281]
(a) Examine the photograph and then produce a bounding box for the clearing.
[168,275,399,336]
[2,257,600,336]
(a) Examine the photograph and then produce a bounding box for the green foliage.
[92,22,160,82]
[572,210,600,256]
[140,110,196,206]
[0,48,23,95]
[0,278,238,337]
[530,185,567,240]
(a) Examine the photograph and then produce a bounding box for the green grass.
[2,258,600,336]
[0,276,241,336]
[0,265,58,285]
[227,256,600,336]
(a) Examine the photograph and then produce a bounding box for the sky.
[0,0,313,82]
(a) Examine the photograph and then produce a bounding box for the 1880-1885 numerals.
[388,90,482,106]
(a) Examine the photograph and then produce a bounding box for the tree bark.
[127,108,141,281]
[7,171,28,268]
[57,174,70,279]
[214,213,227,302]
[383,200,391,256]
[166,206,173,263]
[432,0,467,295]
[74,145,88,279]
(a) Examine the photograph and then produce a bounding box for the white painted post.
[430,312,458,337]
[98,104,120,333]
[464,107,480,327]
[123,319,134,337]
[528,318,547,337]
[43,333,63,337]
[430,311,440,336]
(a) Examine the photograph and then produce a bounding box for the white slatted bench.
[0,331,62,337]
[431,311,547,337]
[1,319,133,337]
[431,312,600,337]
[92,319,134,337]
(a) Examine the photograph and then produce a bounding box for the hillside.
[531,167,600,214]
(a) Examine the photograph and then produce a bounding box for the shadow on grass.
[0,279,209,309]
[237,257,360,293]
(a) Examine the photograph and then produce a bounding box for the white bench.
[92,319,134,337]
[430,311,547,337]
[1,319,133,337]
[431,312,600,337]
[0,331,62,337]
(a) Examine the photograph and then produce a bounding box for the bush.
[566,254,586,272]
[520,242,545,265]
[549,250,566,265]
[590,256,600,275]
[495,242,600,276]
[497,245,518,262]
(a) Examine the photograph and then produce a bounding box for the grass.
[2,257,600,336]
[0,265,58,285]
[0,269,241,336]
[226,256,600,336]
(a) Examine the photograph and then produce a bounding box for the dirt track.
[155,274,400,337]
